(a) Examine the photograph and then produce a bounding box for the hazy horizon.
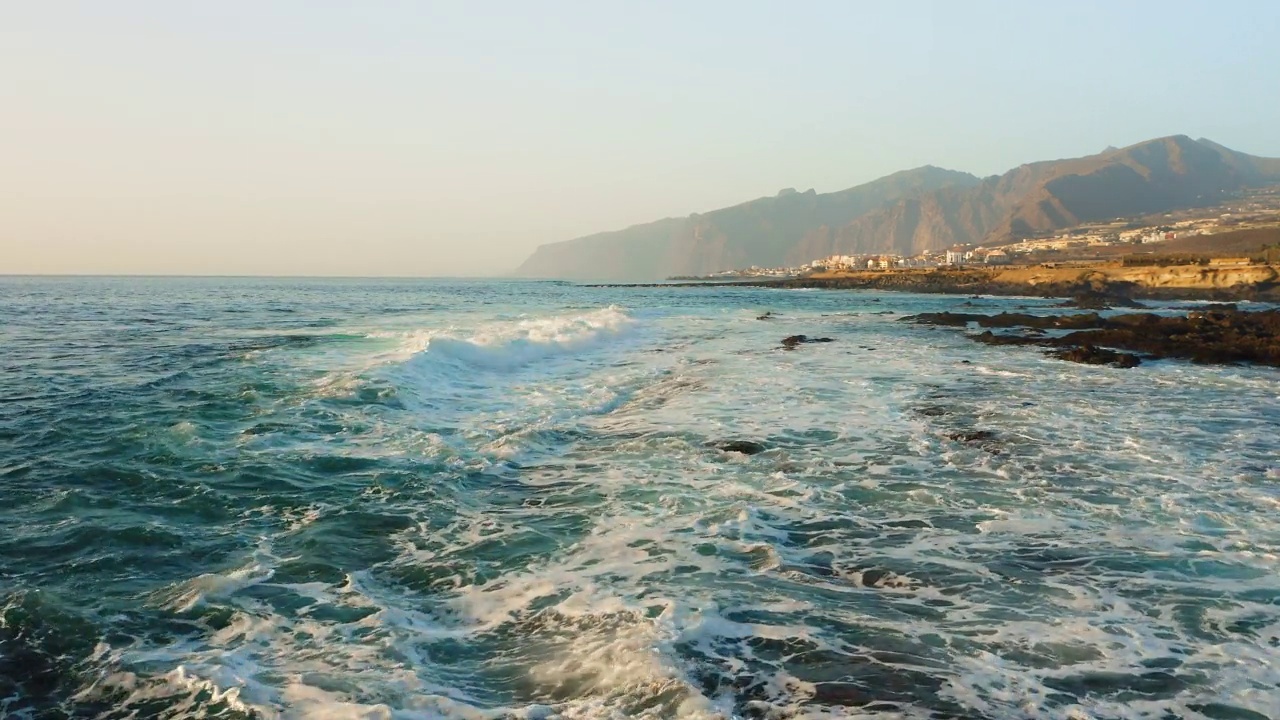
[5,1,1279,277]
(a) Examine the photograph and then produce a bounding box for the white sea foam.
[79,291,1280,719]
[305,307,637,407]
[421,306,636,371]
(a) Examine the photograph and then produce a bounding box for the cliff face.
[513,217,687,282]
[829,184,1007,256]
[514,137,1280,280]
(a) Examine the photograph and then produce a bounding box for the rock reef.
[904,307,1280,367]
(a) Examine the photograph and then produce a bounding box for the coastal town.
[685,186,1280,279]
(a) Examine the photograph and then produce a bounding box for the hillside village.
[683,186,1280,280]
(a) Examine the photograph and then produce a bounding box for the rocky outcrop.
[904,307,1280,367]
[1047,346,1142,368]
[902,312,1104,330]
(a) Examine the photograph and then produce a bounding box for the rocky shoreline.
[903,305,1280,368]
[589,264,1280,369]
[599,264,1280,303]
[734,268,1280,302]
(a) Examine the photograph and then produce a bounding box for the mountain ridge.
[513,136,1280,281]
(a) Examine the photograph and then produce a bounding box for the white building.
[821,254,858,270]
[944,249,965,265]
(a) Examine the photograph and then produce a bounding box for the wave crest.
[422,307,636,371]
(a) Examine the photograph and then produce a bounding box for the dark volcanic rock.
[1049,346,1142,368]
[781,335,835,349]
[714,440,767,455]
[911,306,1280,367]
[859,568,890,587]
[972,330,1028,346]
[1060,309,1280,365]
[904,312,1103,330]
[1057,290,1145,310]
[903,311,977,327]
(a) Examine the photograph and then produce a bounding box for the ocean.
[2,276,1278,719]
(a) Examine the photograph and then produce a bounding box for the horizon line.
[0,273,536,280]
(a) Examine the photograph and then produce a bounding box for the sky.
[3,1,1278,277]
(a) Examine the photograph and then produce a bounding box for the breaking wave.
[420,306,637,372]
[9,278,1280,720]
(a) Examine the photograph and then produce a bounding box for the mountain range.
[513,136,1280,281]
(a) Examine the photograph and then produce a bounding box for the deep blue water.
[2,276,1279,719]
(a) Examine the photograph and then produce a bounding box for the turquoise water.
[2,277,1278,719]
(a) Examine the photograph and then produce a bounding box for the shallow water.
[2,277,1278,719]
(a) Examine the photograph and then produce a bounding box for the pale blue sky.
[3,1,1277,275]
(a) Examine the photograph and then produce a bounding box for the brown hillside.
[843,136,1256,255]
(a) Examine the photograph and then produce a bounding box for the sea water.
[1,276,1278,719]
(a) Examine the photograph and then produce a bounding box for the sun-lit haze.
[4,0,1278,277]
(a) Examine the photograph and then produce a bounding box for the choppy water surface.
[2,277,1279,720]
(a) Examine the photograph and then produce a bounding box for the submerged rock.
[713,440,767,455]
[1189,302,1238,313]
[945,429,1003,454]
[946,430,997,444]
[781,335,835,349]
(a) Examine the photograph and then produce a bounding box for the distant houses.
[801,252,945,273]
[712,242,1049,277]
[689,196,1271,280]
